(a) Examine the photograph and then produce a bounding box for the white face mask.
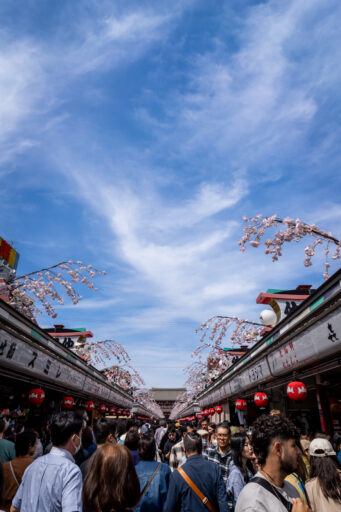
[73,435,81,455]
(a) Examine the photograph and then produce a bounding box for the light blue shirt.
[227,461,253,506]
[12,446,82,512]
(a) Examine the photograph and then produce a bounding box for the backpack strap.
[251,476,292,512]
[177,467,216,512]
[135,463,161,509]
[9,461,20,488]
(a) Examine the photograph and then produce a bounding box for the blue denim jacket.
[135,460,172,512]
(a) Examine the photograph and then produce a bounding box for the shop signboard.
[230,374,244,394]
[222,382,230,397]
[0,328,132,404]
[268,309,341,376]
[83,377,102,396]
[0,328,86,390]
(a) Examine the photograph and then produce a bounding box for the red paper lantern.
[109,406,116,415]
[2,408,10,416]
[98,404,106,414]
[62,397,74,410]
[236,399,247,411]
[28,388,45,406]
[209,408,215,416]
[204,409,210,416]
[85,401,95,412]
[116,408,122,416]
[254,392,269,407]
[197,413,203,420]
[287,381,307,401]
[215,405,223,414]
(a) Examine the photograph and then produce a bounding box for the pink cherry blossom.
[238,214,340,279]
[4,260,107,319]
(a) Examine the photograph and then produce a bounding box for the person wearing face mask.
[197,429,209,450]
[10,411,83,512]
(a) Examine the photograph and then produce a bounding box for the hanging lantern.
[209,408,215,416]
[2,408,10,416]
[125,410,131,417]
[254,392,269,407]
[215,405,223,414]
[236,399,247,411]
[109,406,116,415]
[28,389,45,406]
[287,381,307,401]
[98,404,106,414]
[204,409,210,416]
[62,397,74,410]
[197,413,203,420]
[116,408,122,416]
[85,401,95,412]
[200,410,205,415]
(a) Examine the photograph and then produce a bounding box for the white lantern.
[260,309,277,327]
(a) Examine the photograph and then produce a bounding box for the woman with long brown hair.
[306,438,341,511]
[83,443,140,512]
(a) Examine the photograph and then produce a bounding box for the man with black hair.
[200,418,209,432]
[11,411,83,512]
[236,414,310,512]
[165,431,229,511]
[203,421,232,484]
[80,417,116,478]
[163,428,178,464]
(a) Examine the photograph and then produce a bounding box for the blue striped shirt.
[12,447,82,512]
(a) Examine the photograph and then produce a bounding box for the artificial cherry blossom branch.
[4,260,106,318]
[239,215,340,279]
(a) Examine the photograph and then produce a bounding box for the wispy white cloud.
[142,0,340,185]
[0,1,189,166]
[1,0,340,388]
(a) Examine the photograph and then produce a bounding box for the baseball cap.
[309,438,336,457]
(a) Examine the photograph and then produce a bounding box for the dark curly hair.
[251,414,299,466]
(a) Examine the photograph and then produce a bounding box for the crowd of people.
[0,410,341,511]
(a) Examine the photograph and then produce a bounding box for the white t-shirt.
[235,472,300,512]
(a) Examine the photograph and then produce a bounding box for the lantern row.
[180,381,307,420]
[26,388,131,416]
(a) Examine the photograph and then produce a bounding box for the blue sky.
[1,0,340,387]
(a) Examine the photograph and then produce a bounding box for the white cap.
[309,438,336,457]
